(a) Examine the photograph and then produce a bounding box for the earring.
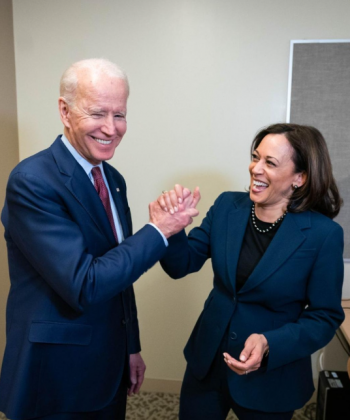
[293,185,298,190]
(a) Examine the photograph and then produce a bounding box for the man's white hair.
[60,58,129,106]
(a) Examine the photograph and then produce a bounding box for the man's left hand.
[128,353,146,396]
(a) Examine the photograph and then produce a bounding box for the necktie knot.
[91,166,103,181]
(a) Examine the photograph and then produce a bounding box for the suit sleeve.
[4,171,167,313]
[263,223,345,372]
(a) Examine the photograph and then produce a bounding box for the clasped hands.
[149,184,201,238]
[223,333,269,375]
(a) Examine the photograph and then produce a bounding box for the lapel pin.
[116,188,120,192]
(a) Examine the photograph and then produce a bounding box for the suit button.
[230,332,237,340]
[233,296,236,302]
[122,319,129,326]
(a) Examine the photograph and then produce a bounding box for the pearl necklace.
[251,204,287,234]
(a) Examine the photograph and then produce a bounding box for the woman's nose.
[251,161,263,174]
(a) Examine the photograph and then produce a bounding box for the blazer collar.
[226,195,252,291]
[50,136,121,245]
[225,193,310,294]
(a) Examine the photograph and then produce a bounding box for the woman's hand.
[158,184,201,214]
[223,334,269,375]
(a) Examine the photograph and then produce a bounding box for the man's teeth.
[95,138,112,145]
[253,181,268,187]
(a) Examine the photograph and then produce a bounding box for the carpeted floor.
[125,392,316,420]
[0,394,316,419]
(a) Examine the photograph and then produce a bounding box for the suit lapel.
[239,212,308,294]
[50,137,116,246]
[103,163,131,238]
[226,197,251,293]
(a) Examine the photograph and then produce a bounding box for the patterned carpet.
[125,392,316,420]
[0,394,316,419]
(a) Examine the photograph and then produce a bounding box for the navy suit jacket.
[0,136,167,419]
[161,192,344,412]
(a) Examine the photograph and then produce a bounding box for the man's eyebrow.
[90,109,104,113]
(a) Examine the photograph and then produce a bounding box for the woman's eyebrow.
[266,155,279,163]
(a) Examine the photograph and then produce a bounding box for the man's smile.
[91,136,113,145]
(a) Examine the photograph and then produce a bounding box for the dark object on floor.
[316,370,350,420]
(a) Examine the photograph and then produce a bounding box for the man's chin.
[91,148,117,163]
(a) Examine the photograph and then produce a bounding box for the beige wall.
[10,0,350,383]
[0,0,19,368]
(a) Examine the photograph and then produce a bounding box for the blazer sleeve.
[263,222,345,372]
[4,171,167,313]
[160,194,226,278]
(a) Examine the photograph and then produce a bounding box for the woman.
[158,123,344,420]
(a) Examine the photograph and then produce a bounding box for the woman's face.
[249,133,305,211]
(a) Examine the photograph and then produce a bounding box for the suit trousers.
[179,334,294,420]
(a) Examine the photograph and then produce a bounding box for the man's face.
[60,74,128,165]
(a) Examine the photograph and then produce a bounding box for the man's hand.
[223,334,269,375]
[149,192,200,238]
[128,353,146,396]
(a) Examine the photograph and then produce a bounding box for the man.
[0,58,199,419]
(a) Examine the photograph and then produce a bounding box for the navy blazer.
[0,136,167,419]
[161,192,344,412]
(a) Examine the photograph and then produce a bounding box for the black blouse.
[236,210,284,292]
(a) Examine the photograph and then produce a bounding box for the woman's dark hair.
[250,123,342,219]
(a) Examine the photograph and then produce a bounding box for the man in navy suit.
[0,58,198,420]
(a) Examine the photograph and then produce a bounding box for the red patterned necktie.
[91,167,118,244]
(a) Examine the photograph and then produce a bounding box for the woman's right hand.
[223,334,269,375]
[158,184,201,214]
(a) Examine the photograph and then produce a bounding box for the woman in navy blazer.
[159,123,344,420]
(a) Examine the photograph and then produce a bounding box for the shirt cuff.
[148,223,168,247]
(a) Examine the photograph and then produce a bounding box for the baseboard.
[142,378,182,394]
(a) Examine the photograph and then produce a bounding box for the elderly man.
[0,59,199,420]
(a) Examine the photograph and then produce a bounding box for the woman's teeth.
[253,180,268,187]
